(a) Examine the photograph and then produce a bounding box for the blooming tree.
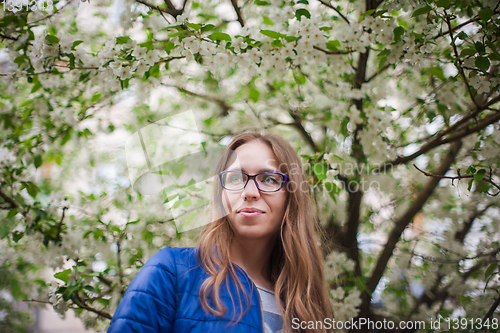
[0,0,499,331]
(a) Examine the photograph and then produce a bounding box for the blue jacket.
[107,246,264,333]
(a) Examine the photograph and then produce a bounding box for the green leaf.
[254,0,270,5]
[169,30,190,38]
[7,208,18,219]
[377,49,391,58]
[165,41,177,54]
[326,40,341,51]
[120,78,130,90]
[435,0,451,8]
[284,36,299,42]
[54,269,72,284]
[460,48,476,57]
[72,40,83,49]
[324,181,340,204]
[263,16,273,26]
[14,55,28,65]
[91,93,102,103]
[138,42,154,52]
[297,0,308,4]
[485,263,498,279]
[486,40,500,56]
[457,31,467,40]
[475,42,486,55]
[393,26,404,42]
[185,22,202,30]
[34,155,42,168]
[149,63,160,77]
[84,285,96,293]
[295,8,311,21]
[313,163,327,180]
[116,36,131,44]
[294,71,306,85]
[259,30,286,39]
[26,182,40,198]
[466,165,476,174]
[475,56,490,72]
[97,298,110,306]
[378,56,387,71]
[429,66,445,81]
[411,6,432,17]
[489,53,500,61]
[201,24,215,32]
[181,197,192,208]
[20,100,34,107]
[45,35,59,44]
[467,179,474,191]
[474,169,486,182]
[31,76,42,93]
[478,8,494,22]
[209,32,231,42]
[248,89,260,102]
[61,128,73,146]
[12,231,24,243]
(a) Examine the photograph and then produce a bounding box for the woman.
[107,133,333,333]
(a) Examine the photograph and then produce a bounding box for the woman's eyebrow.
[236,168,278,173]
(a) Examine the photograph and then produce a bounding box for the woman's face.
[222,140,287,242]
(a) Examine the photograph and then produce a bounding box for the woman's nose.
[242,178,260,200]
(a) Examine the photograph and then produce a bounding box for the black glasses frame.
[219,170,288,193]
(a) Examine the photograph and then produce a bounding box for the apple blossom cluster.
[330,287,362,322]
[324,250,356,281]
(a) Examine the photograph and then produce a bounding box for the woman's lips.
[238,211,264,217]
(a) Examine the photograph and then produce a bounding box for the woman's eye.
[262,175,278,184]
[228,175,243,183]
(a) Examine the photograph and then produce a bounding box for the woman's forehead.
[226,141,279,170]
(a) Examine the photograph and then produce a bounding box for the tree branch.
[27,0,73,25]
[483,294,500,321]
[230,0,245,27]
[288,110,320,153]
[366,140,462,296]
[375,108,500,173]
[313,46,352,55]
[135,0,182,16]
[414,164,500,196]
[455,204,493,243]
[0,189,19,209]
[317,0,350,25]
[73,292,112,320]
[161,82,232,116]
[0,33,18,41]
[432,16,482,40]
[55,206,67,241]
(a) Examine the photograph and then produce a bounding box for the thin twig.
[313,45,352,55]
[413,164,500,196]
[0,189,19,209]
[28,0,73,25]
[317,0,350,25]
[73,292,112,319]
[230,0,245,27]
[23,299,52,305]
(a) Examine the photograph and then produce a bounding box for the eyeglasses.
[219,170,287,192]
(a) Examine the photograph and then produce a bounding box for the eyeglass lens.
[222,171,284,191]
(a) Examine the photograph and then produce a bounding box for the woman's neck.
[229,237,276,290]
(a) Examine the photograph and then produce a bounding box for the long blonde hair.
[197,133,333,332]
